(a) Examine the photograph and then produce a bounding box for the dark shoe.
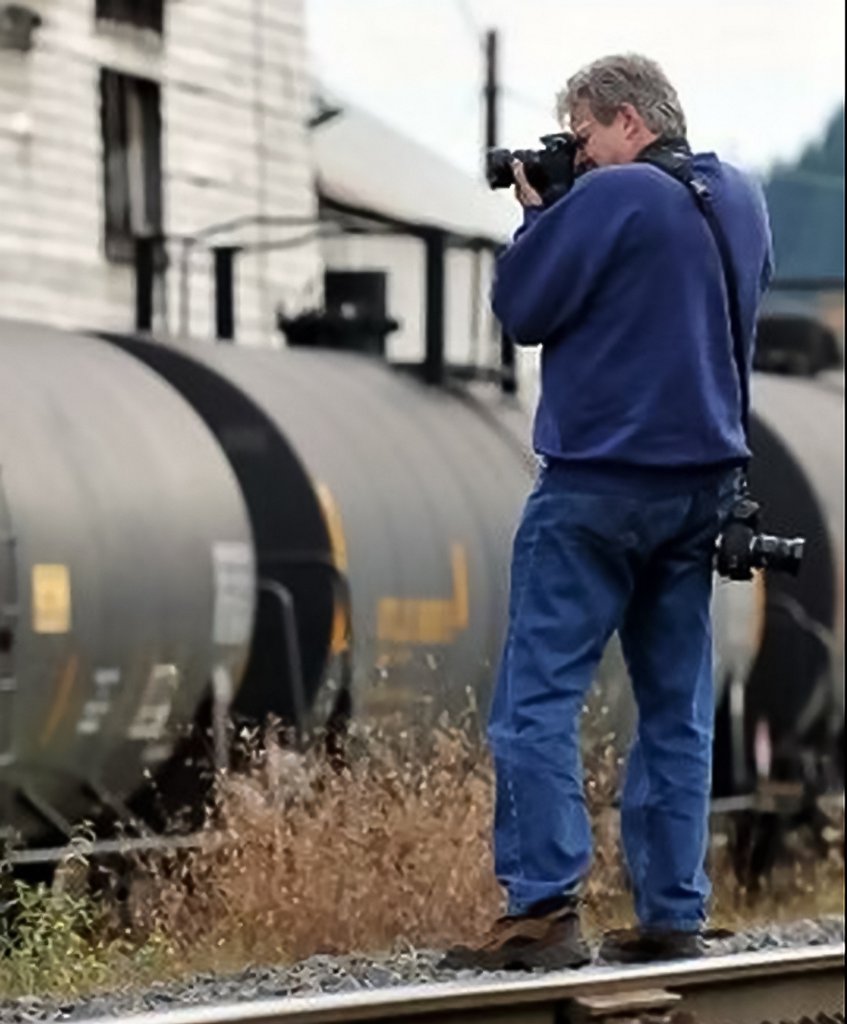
[440,898,591,971]
[598,927,706,964]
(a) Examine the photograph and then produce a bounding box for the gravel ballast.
[1,915,843,1023]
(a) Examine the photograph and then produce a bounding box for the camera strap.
[637,142,751,446]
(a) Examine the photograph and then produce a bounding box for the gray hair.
[556,54,687,138]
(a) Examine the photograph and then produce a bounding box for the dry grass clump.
[129,725,501,967]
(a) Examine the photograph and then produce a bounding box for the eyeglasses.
[571,119,597,148]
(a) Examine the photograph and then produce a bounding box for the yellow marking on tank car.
[315,483,348,571]
[315,482,351,654]
[40,653,79,746]
[449,543,469,631]
[751,567,767,652]
[32,563,71,634]
[377,543,469,645]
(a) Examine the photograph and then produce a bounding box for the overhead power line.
[452,0,482,48]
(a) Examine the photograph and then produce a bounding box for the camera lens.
[485,149,515,189]
[750,534,805,576]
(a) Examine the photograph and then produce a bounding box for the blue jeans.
[488,461,740,931]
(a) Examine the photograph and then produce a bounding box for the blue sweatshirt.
[492,153,773,470]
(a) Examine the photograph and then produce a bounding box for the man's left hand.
[512,160,544,208]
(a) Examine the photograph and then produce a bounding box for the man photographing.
[444,54,773,970]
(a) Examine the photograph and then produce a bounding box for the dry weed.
[132,725,843,966]
[1,721,842,998]
[128,725,502,968]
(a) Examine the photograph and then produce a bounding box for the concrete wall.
[0,0,321,346]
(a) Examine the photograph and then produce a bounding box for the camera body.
[715,495,804,581]
[485,132,581,205]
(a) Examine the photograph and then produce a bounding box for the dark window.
[278,271,398,353]
[96,0,163,33]
[100,69,163,264]
[324,271,388,321]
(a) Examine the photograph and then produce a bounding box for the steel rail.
[72,943,844,1024]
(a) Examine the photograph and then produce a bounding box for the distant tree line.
[764,105,844,280]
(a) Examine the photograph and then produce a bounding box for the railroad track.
[72,944,844,1024]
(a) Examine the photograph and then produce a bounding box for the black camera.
[715,495,804,581]
[485,132,581,205]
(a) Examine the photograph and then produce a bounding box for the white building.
[0,1,538,394]
[311,99,539,394]
[0,0,321,346]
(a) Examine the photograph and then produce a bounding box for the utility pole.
[483,28,499,162]
[483,27,517,394]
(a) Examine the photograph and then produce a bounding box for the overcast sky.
[306,0,845,182]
